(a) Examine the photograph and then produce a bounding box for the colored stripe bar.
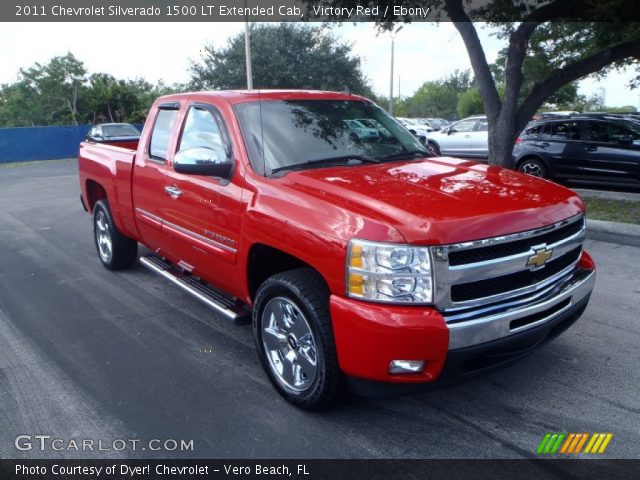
[584,433,599,453]
[574,433,589,454]
[550,433,566,454]
[560,434,575,454]
[537,433,552,454]
[598,434,613,453]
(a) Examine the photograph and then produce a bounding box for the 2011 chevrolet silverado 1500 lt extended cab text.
[78,90,596,409]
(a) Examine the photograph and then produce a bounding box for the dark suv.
[513,116,640,188]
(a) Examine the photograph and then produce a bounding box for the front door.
[131,104,180,253]
[162,103,245,294]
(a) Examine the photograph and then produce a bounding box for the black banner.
[4,0,640,22]
[1,460,640,480]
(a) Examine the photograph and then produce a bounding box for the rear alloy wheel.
[518,158,547,179]
[93,200,138,270]
[253,269,343,409]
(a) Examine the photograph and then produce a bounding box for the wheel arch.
[246,243,329,303]
[85,179,108,213]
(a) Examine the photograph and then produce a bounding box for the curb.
[587,218,640,237]
[575,188,640,202]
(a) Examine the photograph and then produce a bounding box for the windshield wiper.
[271,155,380,174]
[377,150,430,161]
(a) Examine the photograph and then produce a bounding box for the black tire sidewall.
[253,275,333,408]
[93,200,115,268]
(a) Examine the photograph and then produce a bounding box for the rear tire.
[93,199,138,270]
[253,268,343,410]
[517,157,547,179]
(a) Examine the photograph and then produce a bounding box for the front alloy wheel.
[261,297,318,393]
[253,268,343,409]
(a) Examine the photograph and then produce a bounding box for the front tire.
[93,199,138,270]
[518,157,547,179]
[253,269,343,410]
[427,141,440,156]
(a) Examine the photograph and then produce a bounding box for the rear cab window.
[149,109,179,161]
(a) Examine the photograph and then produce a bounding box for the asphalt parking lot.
[0,159,639,459]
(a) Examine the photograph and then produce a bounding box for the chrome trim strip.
[162,219,238,254]
[444,214,584,253]
[135,207,163,224]
[432,214,585,311]
[135,208,237,254]
[447,233,584,284]
[447,255,581,309]
[447,268,595,350]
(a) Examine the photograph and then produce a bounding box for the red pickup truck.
[78,90,596,409]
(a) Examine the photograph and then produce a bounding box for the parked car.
[355,118,394,140]
[396,117,432,143]
[513,116,640,187]
[86,123,141,150]
[78,90,595,409]
[342,119,380,141]
[426,115,488,158]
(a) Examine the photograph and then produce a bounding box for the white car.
[426,115,488,158]
[396,117,433,144]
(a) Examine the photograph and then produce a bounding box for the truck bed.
[78,141,139,240]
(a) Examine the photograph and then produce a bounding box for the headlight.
[346,239,433,304]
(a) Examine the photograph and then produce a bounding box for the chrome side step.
[139,255,251,325]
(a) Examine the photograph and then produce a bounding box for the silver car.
[426,115,488,158]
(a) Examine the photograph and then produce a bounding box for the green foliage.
[189,23,369,94]
[399,70,473,119]
[0,53,182,127]
[457,88,484,117]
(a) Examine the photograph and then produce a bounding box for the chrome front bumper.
[446,267,596,350]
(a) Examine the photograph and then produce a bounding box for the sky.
[0,22,638,108]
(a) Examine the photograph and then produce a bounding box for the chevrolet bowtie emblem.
[527,246,553,269]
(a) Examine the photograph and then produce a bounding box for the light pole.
[389,25,403,115]
[244,21,253,90]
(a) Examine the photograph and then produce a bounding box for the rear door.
[469,117,488,157]
[162,103,245,294]
[131,103,180,253]
[581,120,640,184]
[538,120,584,179]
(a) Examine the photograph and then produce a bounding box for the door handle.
[164,186,182,198]
[584,146,597,152]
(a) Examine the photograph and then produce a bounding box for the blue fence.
[0,124,143,163]
[0,125,91,163]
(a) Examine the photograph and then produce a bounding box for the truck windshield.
[234,99,430,176]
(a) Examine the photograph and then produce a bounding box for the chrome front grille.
[432,214,586,321]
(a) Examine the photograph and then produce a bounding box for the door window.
[179,107,226,152]
[546,121,581,141]
[585,121,611,143]
[473,119,488,132]
[451,119,477,133]
[149,109,178,161]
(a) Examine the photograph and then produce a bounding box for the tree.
[190,23,369,93]
[401,70,473,118]
[308,1,640,168]
[457,88,484,117]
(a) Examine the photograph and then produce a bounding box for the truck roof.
[156,89,370,105]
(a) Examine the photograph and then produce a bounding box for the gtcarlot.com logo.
[536,432,613,455]
[15,435,194,452]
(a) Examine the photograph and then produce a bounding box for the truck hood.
[282,157,583,245]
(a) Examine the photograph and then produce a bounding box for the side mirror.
[618,135,633,146]
[447,128,456,135]
[173,146,233,178]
